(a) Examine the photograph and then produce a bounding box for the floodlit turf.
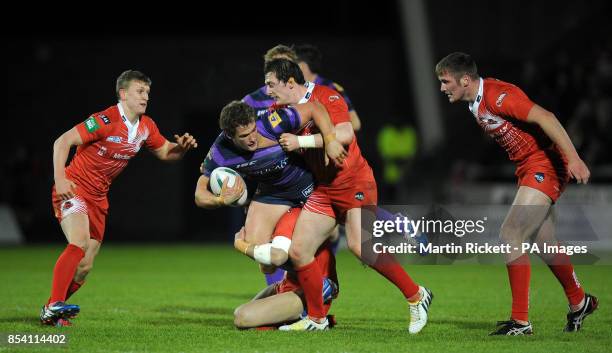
[0,245,610,352]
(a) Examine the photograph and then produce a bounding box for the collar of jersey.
[468,78,484,116]
[117,102,141,143]
[298,81,316,104]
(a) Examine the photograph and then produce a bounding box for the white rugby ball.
[209,167,248,206]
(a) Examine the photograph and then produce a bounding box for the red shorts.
[517,163,569,203]
[51,186,108,242]
[273,207,301,239]
[304,176,377,224]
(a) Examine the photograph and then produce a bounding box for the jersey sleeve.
[322,95,350,125]
[489,85,535,121]
[75,113,113,144]
[257,108,302,139]
[202,145,222,177]
[144,118,167,150]
[331,82,355,112]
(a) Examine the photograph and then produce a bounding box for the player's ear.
[287,77,296,87]
[118,88,127,100]
[460,75,469,87]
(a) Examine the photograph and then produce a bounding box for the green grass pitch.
[0,245,610,352]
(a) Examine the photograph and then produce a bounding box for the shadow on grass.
[0,316,45,326]
[147,317,234,327]
[198,290,253,300]
[157,305,233,316]
[434,318,492,330]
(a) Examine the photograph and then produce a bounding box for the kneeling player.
[233,208,338,330]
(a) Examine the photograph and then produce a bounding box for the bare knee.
[288,245,310,267]
[74,260,94,282]
[233,305,254,329]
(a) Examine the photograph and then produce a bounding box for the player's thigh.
[501,186,552,244]
[290,210,336,264]
[60,213,91,250]
[244,201,290,244]
[234,292,303,328]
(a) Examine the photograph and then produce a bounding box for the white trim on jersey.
[468,78,484,117]
[117,103,141,143]
[298,81,316,104]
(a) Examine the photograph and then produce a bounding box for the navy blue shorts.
[253,174,314,207]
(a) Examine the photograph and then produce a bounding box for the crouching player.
[233,208,339,330]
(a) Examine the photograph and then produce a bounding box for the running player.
[41,70,198,327]
[435,52,598,335]
[264,59,433,333]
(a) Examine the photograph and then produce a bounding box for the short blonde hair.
[263,45,297,63]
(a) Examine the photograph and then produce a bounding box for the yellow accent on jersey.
[268,111,282,128]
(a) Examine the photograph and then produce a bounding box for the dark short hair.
[435,52,479,80]
[295,44,322,73]
[116,70,152,99]
[264,59,305,85]
[219,101,256,137]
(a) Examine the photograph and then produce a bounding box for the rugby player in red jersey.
[40,70,198,327]
[264,59,433,333]
[436,52,598,335]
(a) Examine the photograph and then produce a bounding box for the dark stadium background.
[1,1,610,243]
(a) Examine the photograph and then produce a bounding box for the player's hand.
[279,133,300,152]
[234,226,246,243]
[199,163,204,174]
[325,139,347,167]
[55,177,77,200]
[568,157,590,184]
[218,177,245,205]
[259,263,277,274]
[174,133,198,152]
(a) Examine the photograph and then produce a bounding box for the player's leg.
[41,212,89,325]
[66,238,101,300]
[244,201,290,245]
[533,207,597,332]
[345,206,432,333]
[284,209,336,328]
[234,292,304,329]
[491,186,551,335]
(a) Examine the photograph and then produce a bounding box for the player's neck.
[305,72,317,82]
[293,85,308,103]
[119,102,140,123]
[465,79,481,103]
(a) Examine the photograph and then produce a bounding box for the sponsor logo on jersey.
[355,191,365,201]
[236,160,257,168]
[329,95,340,102]
[302,183,314,198]
[97,146,107,156]
[496,92,507,107]
[106,136,122,143]
[113,153,131,160]
[84,116,100,133]
[100,114,111,125]
[268,111,282,128]
[61,201,73,210]
[535,172,545,183]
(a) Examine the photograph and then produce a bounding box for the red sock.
[507,254,530,322]
[65,280,85,301]
[296,260,325,319]
[370,253,419,299]
[548,253,585,306]
[49,244,85,304]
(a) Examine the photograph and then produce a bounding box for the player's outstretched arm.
[153,133,198,161]
[53,127,83,200]
[526,104,590,184]
[195,175,244,209]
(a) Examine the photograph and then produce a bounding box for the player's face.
[232,122,258,151]
[265,72,294,105]
[438,72,465,103]
[122,80,150,115]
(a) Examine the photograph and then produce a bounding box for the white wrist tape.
[271,236,292,253]
[297,135,316,148]
[253,243,273,265]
